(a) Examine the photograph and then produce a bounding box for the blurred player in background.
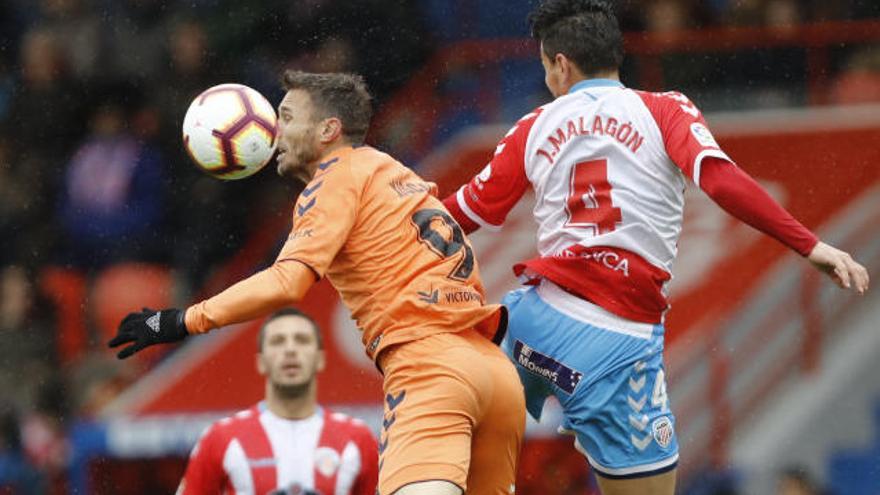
[178,308,378,495]
[110,71,524,495]
[441,1,870,494]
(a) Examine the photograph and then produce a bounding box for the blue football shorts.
[501,282,679,478]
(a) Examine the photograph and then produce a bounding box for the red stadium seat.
[40,266,88,366]
[91,263,174,347]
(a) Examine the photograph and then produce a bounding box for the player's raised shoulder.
[495,105,547,159]
[210,407,256,434]
[327,410,362,427]
[326,410,375,435]
[329,410,350,422]
[189,412,238,458]
[233,407,257,420]
[518,105,547,125]
[635,89,703,119]
[332,145,397,183]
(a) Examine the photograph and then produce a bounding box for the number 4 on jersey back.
[564,159,622,234]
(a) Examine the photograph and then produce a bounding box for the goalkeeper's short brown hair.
[281,70,373,145]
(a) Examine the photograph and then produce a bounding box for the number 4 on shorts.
[652,369,669,413]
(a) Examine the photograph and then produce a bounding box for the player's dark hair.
[529,0,623,76]
[779,466,820,492]
[257,308,323,352]
[281,70,373,145]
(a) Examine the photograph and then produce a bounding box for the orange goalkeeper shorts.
[375,328,525,495]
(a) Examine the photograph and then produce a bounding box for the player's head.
[529,0,624,97]
[256,308,325,399]
[276,71,372,182]
[777,466,821,495]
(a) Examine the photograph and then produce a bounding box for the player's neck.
[304,140,353,180]
[580,69,619,83]
[265,383,319,419]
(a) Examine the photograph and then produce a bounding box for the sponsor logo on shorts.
[513,340,583,394]
[652,416,674,448]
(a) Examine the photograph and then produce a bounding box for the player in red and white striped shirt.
[178,308,378,495]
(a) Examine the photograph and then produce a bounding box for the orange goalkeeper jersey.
[189,145,503,361]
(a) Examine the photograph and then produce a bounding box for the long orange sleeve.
[184,260,317,334]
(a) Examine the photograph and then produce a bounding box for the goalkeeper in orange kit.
[108,71,525,495]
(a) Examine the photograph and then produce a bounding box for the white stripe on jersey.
[692,148,732,188]
[260,409,323,489]
[335,441,362,495]
[457,187,503,231]
[222,438,254,494]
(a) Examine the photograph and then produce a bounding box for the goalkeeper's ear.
[318,117,343,145]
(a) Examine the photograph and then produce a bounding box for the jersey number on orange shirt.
[411,208,475,281]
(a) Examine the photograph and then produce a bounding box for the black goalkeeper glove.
[108,307,189,359]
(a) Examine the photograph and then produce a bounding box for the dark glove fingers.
[116,343,142,359]
[108,331,137,348]
[120,312,144,327]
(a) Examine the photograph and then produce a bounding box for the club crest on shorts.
[652,416,674,448]
[314,446,340,477]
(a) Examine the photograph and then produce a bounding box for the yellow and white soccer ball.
[182,83,277,180]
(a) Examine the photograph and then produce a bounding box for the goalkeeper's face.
[276,89,323,183]
[257,315,326,392]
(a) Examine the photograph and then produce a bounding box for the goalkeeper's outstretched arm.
[108,260,316,359]
[185,260,316,333]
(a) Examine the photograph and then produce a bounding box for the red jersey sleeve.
[637,90,733,187]
[639,91,818,256]
[351,424,379,495]
[442,108,543,233]
[179,423,228,494]
[700,157,819,256]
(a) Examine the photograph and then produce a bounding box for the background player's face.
[276,89,323,182]
[257,315,325,394]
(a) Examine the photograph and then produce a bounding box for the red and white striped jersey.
[178,404,378,495]
[445,79,733,323]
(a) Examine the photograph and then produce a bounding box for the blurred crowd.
[0,0,878,492]
[618,0,880,109]
[0,0,432,491]
[618,0,880,31]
